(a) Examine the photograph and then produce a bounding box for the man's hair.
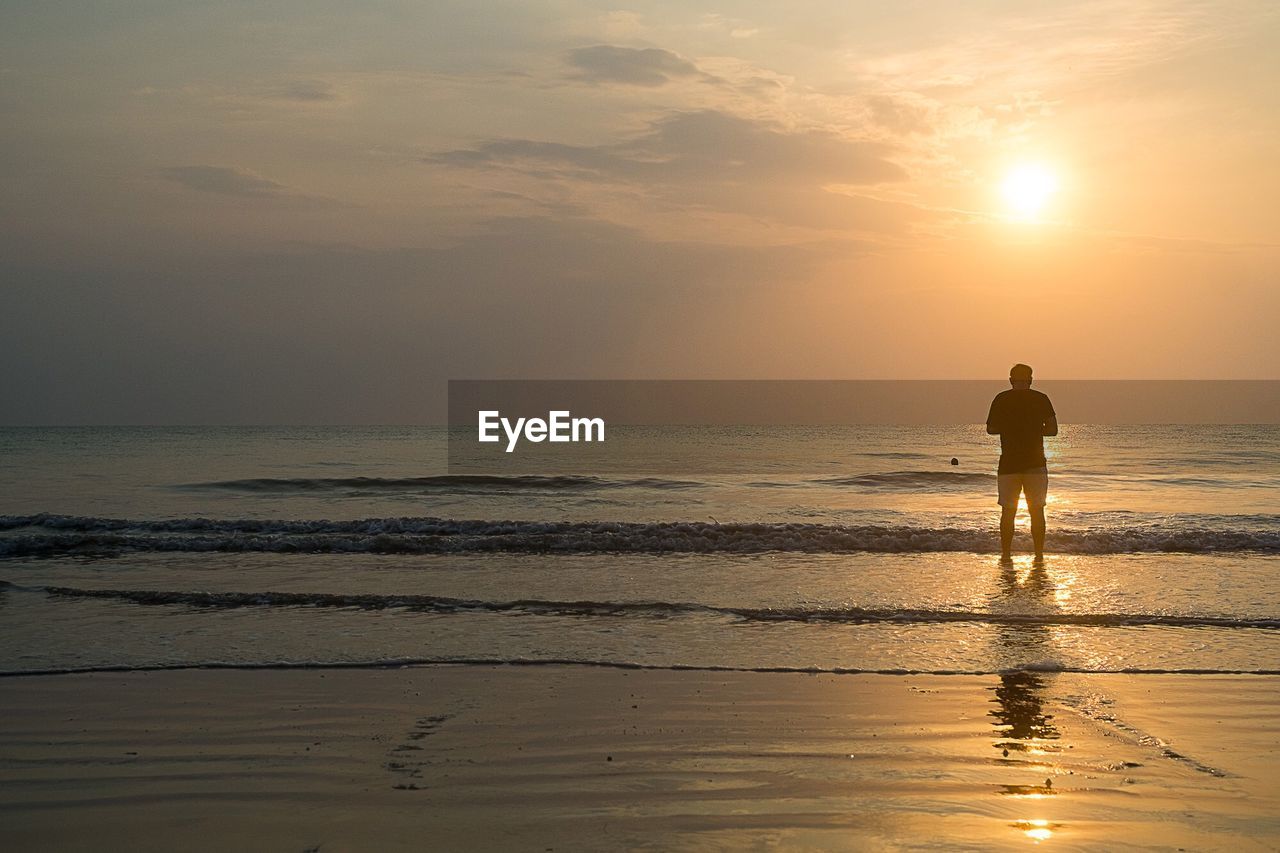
[1009,363,1033,380]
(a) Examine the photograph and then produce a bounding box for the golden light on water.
[1011,819,1061,842]
[1001,164,1059,221]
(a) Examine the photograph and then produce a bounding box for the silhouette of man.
[986,364,1058,559]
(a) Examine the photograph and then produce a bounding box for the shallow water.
[1,425,1276,675]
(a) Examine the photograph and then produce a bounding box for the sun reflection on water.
[1011,819,1061,842]
[990,558,1068,842]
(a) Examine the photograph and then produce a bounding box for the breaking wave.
[1,514,1277,556]
[179,474,702,493]
[813,471,995,489]
[3,658,1276,678]
[19,583,1279,630]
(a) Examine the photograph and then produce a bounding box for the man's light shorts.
[997,467,1048,508]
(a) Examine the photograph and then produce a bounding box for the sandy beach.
[2,665,1276,851]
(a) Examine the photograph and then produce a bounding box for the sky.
[1,0,1277,423]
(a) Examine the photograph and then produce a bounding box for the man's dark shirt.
[986,389,1056,474]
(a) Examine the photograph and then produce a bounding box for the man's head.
[1009,363,1033,389]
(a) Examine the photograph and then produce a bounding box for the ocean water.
[0,425,1276,676]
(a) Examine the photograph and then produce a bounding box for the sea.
[0,425,1276,677]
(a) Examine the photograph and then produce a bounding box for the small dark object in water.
[950,457,959,466]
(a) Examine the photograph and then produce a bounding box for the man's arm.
[1042,397,1058,436]
[986,399,1001,435]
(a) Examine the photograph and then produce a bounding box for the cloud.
[267,80,336,102]
[429,110,912,234]
[161,165,290,197]
[432,109,905,186]
[866,95,935,136]
[157,165,345,208]
[596,10,647,40]
[696,13,761,39]
[565,44,706,87]
[853,2,1236,105]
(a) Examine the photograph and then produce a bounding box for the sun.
[1001,164,1058,221]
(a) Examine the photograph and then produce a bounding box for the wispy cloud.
[265,79,337,102]
[429,109,915,235]
[564,44,713,87]
[432,109,904,186]
[161,165,290,197]
[852,1,1227,92]
[159,165,345,208]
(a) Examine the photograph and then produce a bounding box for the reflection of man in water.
[987,363,1058,559]
[989,560,1062,801]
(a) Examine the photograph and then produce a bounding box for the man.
[986,363,1058,559]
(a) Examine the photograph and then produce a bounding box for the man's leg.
[1029,505,1046,559]
[1000,504,1018,557]
[1025,468,1049,559]
[997,473,1020,557]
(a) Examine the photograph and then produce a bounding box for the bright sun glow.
[1001,164,1058,221]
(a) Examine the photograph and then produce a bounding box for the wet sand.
[2,666,1277,851]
